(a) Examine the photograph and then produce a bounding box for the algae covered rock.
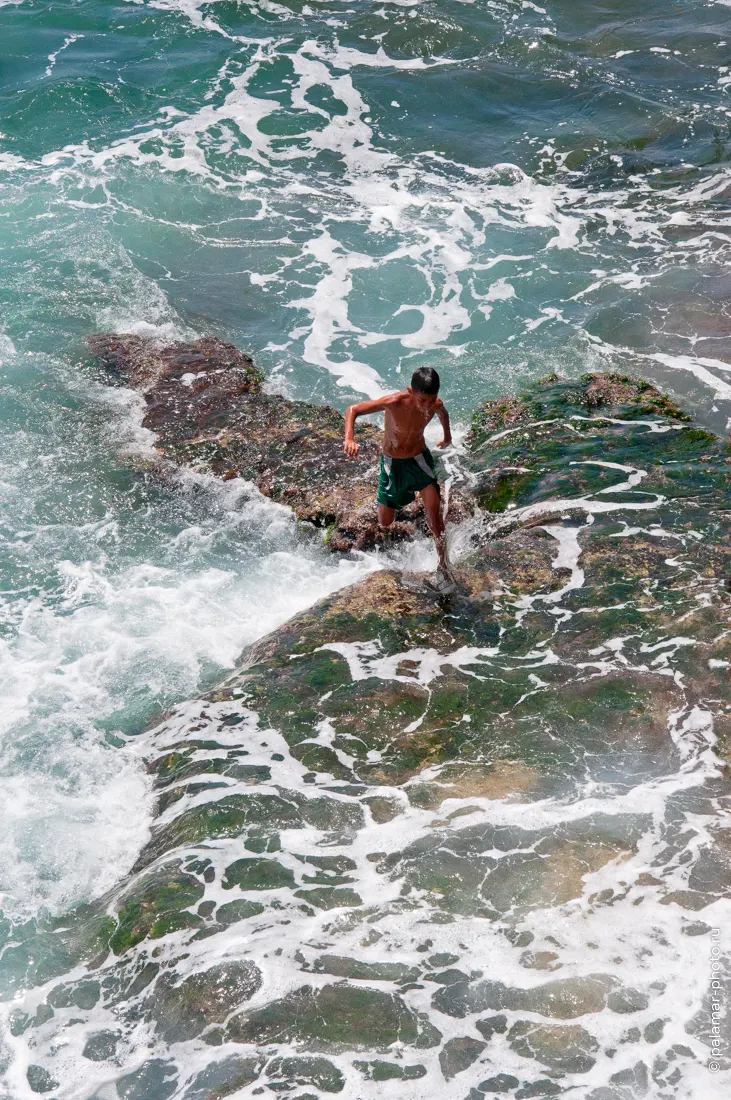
[145,961,261,1043]
[265,1056,345,1093]
[226,983,441,1050]
[110,863,204,955]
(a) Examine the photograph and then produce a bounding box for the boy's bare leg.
[419,484,450,574]
[378,504,396,528]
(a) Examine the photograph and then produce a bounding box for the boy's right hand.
[344,438,360,457]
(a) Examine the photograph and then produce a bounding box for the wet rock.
[520,950,561,971]
[266,1056,345,1093]
[0,906,115,1000]
[26,1065,59,1094]
[353,1060,426,1080]
[294,886,363,909]
[610,1060,649,1092]
[429,952,460,967]
[222,857,295,891]
[110,863,204,954]
[132,793,306,871]
[215,899,265,925]
[47,978,100,1010]
[82,1030,121,1061]
[363,795,403,823]
[312,954,420,983]
[643,1019,666,1044]
[475,1014,508,1041]
[17,1003,54,1032]
[478,1074,520,1092]
[145,960,261,1043]
[439,1035,487,1078]
[116,1059,179,1099]
[300,853,357,881]
[681,920,713,936]
[466,371,691,515]
[409,760,540,809]
[182,1055,262,1099]
[430,968,471,985]
[434,974,615,1019]
[514,1082,562,1099]
[508,1019,599,1072]
[15,367,731,1100]
[607,987,650,1014]
[226,983,441,1050]
[87,333,468,552]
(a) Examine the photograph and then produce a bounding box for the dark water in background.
[1,1,731,1096]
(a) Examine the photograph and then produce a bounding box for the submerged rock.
[116,1059,179,1100]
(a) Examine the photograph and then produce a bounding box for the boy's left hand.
[436,437,452,449]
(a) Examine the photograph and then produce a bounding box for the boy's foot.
[425,567,456,596]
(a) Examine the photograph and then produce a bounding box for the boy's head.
[409,367,440,411]
[410,367,440,395]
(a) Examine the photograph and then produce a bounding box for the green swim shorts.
[377,448,440,510]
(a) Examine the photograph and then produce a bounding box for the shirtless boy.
[343,367,455,594]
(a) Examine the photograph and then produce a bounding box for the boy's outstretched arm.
[343,396,392,456]
[435,399,452,449]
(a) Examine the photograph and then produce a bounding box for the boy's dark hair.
[410,367,440,395]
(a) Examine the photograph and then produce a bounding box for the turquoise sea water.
[1,1,731,1096]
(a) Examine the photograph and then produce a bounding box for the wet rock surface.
[3,371,731,1098]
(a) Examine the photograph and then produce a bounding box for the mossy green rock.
[354,1060,427,1080]
[222,857,296,891]
[226,983,441,1050]
[8,370,731,1100]
[110,864,204,955]
[312,955,420,983]
[266,1056,345,1093]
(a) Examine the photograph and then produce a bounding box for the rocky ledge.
[88,333,468,551]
